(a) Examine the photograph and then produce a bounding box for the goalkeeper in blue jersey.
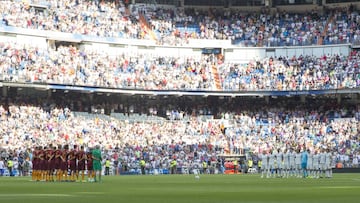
[301,148,309,178]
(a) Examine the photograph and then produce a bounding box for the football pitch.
[0,174,359,203]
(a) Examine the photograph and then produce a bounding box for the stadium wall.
[0,25,351,60]
[325,2,360,9]
[333,168,360,173]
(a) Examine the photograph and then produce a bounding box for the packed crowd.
[324,6,360,45]
[0,41,212,90]
[0,97,359,176]
[0,41,359,90]
[1,0,360,47]
[149,7,325,47]
[0,0,148,39]
[219,50,360,90]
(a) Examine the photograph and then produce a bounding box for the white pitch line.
[75,192,105,195]
[319,186,360,189]
[0,194,74,197]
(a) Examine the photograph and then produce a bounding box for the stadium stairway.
[125,7,130,16]
[138,11,158,41]
[211,65,222,90]
[318,14,334,45]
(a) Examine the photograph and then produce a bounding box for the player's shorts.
[289,163,295,169]
[278,163,284,169]
[301,162,307,169]
[284,163,290,170]
[40,160,47,170]
[60,161,68,171]
[93,160,101,171]
[54,160,61,170]
[268,163,275,170]
[325,163,331,170]
[69,161,77,171]
[32,160,37,170]
[307,163,313,170]
[48,160,56,170]
[313,164,319,170]
[87,162,93,171]
[78,162,86,171]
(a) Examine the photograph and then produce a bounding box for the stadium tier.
[1,0,360,46]
[0,42,359,91]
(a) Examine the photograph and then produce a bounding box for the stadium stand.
[0,0,359,177]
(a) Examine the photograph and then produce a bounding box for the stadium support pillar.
[265,0,272,7]
[337,94,341,104]
[89,93,94,102]
[2,86,7,97]
[300,95,306,103]
[265,96,269,104]
[178,0,183,7]
[47,89,51,99]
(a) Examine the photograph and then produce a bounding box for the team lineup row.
[31,144,103,182]
[258,148,333,179]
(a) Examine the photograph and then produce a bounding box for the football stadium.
[0,0,359,202]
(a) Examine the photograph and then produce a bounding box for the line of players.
[31,144,95,182]
[259,148,333,178]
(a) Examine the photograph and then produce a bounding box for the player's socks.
[32,171,35,181]
[58,171,62,181]
[36,171,40,181]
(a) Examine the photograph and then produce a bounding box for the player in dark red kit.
[46,144,55,181]
[54,145,62,181]
[60,145,69,181]
[32,146,39,181]
[68,145,78,182]
[77,146,86,182]
[86,148,94,182]
[38,146,46,181]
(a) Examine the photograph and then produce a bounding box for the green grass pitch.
[0,174,359,203]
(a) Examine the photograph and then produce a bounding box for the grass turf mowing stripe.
[0,174,359,203]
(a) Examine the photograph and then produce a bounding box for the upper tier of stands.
[1,0,360,47]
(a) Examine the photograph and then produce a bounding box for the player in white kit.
[268,149,276,178]
[289,148,296,177]
[295,149,302,178]
[275,148,283,178]
[260,151,269,178]
[319,149,326,178]
[283,149,290,178]
[306,149,313,178]
[312,150,320,178]
[325,149,332,178]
